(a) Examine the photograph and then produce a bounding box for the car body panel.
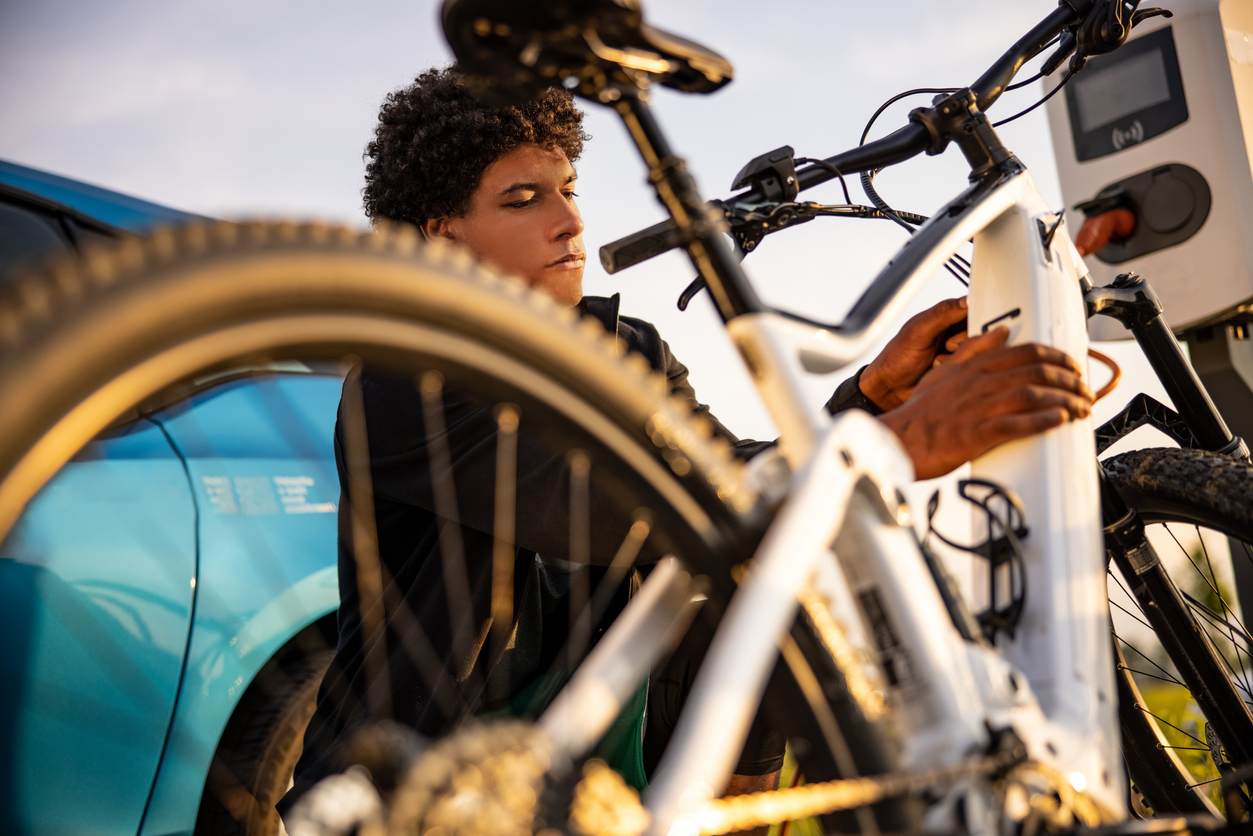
[0,166,344,836]
[0,159,207,234]
[0,420,197,836]
[139,374,342,836]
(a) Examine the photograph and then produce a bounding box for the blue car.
[0,159,344,836]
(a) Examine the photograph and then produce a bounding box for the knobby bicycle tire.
[1102,447,1253,818]
[0,221,907,834]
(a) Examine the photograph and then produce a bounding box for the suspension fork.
[1085,272,1249,460]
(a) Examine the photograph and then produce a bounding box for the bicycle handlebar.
[600,2,1087,275]
[599,123,932,274]
[969,4,1080,110]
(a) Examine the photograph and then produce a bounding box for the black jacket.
[284,294,874,805]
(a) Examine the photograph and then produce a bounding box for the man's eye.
[506,198,536,208]
[565,192,579,200]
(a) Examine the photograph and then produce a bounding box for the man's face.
[424,143,585,306]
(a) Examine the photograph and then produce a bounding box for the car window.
[0,201,72,280]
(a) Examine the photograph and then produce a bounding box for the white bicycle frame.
[558,167,1125,835]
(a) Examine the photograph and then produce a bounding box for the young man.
[283,66,1092,813]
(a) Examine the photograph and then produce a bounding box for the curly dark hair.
[363,66,591,226]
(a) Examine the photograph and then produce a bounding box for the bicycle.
[0,1,1250,835]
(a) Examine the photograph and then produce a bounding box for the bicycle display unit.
[0,1,1251,835]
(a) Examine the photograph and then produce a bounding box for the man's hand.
[879,326,1094,480]
[860,297,969,410]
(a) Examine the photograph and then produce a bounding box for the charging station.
[1045,0,1253,611]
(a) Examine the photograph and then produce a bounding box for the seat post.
[611,90,764,322]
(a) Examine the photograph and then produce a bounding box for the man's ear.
[422,217,457,242]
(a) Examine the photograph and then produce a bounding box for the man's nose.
[552,195,584,240]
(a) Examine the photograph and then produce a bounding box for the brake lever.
[673,198,794,310]
[677,276,706,311]
[676,200,932,311]
[1131,7,1173,27]
[1068,0,1156,74]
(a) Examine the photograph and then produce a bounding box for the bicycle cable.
[1005,70,1045,91]
[1002,34,1060,92]
[855,33,1065,285]
[793,157,852,205]
[992,67,1076,127]
[856,87,972,286]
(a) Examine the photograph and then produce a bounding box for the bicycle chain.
[571,732,1121,836]
[570,746,1035,836]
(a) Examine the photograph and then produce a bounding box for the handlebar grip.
[599,219,684,274]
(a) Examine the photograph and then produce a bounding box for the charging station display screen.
[1064,26,1188,161]
[1073,49,1172,132]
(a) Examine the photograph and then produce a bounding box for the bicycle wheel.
[0,221,904,834]
[1102,447,1253,818]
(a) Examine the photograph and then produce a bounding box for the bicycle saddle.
[442,0,732,105]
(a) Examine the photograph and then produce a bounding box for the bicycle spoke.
[1167,526,1243,639]
[418,370,479,686]
[1196,528,1225,605]
[490,404,520,696]
[567,450,592,668]
[583,514,652,635]
[1151,523,1253,715]
[1115,632,1184,687]
[1189,527,1253,670]
[1157,526,1253,701]
[1103,451,1253,816]
[339,362,393,721]
[1109,568,1149,619]
[1119,664,1188,687]
[1183,592,1253,662]
[1137,705,1208,748]
[536,514,654,715]
[1182,599,1253,700]
[376,558,465,722]
[1191,530,1223,612]
[1110,598,1154,632]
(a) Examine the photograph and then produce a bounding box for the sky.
[0,0,1179,590]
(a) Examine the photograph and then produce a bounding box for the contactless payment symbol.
[1111,120,1145,151]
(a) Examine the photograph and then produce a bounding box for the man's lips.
[547,252,586,268]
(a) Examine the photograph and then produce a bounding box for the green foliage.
[1140,683,1225,810]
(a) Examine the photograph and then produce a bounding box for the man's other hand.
[860,297,969,410]
[879,326,1094,480]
